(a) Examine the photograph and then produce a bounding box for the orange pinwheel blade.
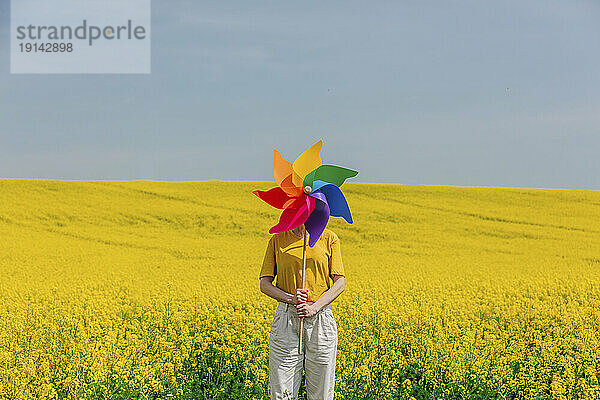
[274,149,291,186]
[279,173,302,197]
[274,149,302,197]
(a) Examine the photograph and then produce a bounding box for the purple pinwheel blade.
[316,183,353,224]
[305,191,330,247]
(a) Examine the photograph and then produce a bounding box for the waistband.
[277,302,331,315]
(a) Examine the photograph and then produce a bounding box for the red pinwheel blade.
[269,195,316,233]
[253,187,303,209]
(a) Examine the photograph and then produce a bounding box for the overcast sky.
[1,0,599,189]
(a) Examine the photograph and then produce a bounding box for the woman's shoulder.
[321,228,339,242]
[268,229,338,243]
[270,231,285,241]
[269,230,290,244]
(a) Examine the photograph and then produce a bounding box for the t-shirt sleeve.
[259,236,277,279]
[329,233,345,277]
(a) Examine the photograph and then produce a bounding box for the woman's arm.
[260,276,307,305]
[296,275,345,317]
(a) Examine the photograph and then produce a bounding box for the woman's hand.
[292,288,308,305]
[296,302,317,318]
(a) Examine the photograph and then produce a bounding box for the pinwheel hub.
[303,186,312,194]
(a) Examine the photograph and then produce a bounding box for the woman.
[259,223,346,400]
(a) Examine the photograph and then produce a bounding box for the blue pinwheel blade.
[316,183,353,224]
[311,179,329,193]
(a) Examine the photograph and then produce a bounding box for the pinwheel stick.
[298,225,307,355]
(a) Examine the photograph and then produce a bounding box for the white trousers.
[268,302,338,400]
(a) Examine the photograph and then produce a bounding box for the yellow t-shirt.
[259,228,345,302]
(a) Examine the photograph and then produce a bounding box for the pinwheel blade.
[274,150,302,196]
[315,183,353,223]
[311,179,329,193]
[305,191,330,247]
[303,164,358,189]
[279,173,302,197]
[292,140,323,187]
[253,187,304,209]
[269,195,316,233]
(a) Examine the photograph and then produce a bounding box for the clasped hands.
[293,288,317,318]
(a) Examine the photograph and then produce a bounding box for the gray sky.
[1,0,599,189]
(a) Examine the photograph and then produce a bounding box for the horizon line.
[0,177,598,192]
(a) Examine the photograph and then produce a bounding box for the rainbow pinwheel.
[253,140,358,247]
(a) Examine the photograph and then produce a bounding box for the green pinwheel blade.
[303,164,358,189]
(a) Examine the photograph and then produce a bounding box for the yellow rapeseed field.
[1,179,599,399]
